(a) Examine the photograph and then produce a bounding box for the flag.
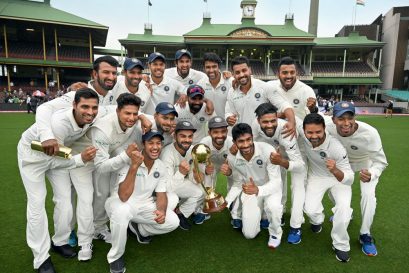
[148,0,152,6]
[356,0,365,6]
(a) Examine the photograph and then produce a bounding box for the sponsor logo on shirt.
[289,143,296,150]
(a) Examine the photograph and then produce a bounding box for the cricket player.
[175,84,216,144]
[111,57,151,113]
[225,123,283,248]
[142,52,186,115]
[106,131,179,273]
[302,113,354,262]
[327,101,388,256]
[160,121,205,230]
[225,56,296,138]
[153,102,179,147]
[165,49,207,87]
[17,89,98,273]
[197,52,233,117]
[251,103,306,244]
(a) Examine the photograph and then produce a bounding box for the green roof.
[184,19,315,39]
[313,77,382,85]
[385,90,409,101]
[314,32,384,48]
[119,33,184,46]
[0,0,108,30]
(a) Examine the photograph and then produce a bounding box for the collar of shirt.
[66,108,92,132]
[309,133,331,151]
[150,76,170,87]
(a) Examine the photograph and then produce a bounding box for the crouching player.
[105,131,179,273]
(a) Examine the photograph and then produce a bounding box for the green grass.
[1,113,409,273]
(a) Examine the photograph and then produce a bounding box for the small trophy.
[192,144,227,213]
[31,141,73,159]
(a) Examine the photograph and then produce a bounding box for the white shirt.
[111,75,151,113]
[251,118,304,173]
[327,120,388,180]
[226,142,282,204]
[165,67,207,87]
[175,103,216,144]
[267,79,316,120]
[143,76,185,115]
[302,133,354,185]
[116,159,167,202]
[197,75,233,117]
[225,78,291,126]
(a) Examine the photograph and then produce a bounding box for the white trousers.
[93,171,114,232]
[241,191,283,240]
[359,178,378,235]
[105,196,179,263]
[17,141,79,269]
[172,179,205,218]
[304,177,352,251]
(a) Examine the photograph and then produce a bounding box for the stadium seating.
[311,61,375,75]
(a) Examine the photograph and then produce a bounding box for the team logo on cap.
[319,151,327,158]
[153,171,160,178]
[293,99,300,105]
[255,93,261,99]
[183,121,191,126]
[351,145,358,150]
[141,101,145,106]
[221,86,227,92]
[214,117,223,122]
[189,80,194,84]
[181,49,187,53]
[164,86,170,92]
[167,103,173,108]
[256,159,263,165]
[131,58,138,63]
[341,103,349,108]
[199,117,205,122]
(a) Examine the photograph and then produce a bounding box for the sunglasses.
[187,86,205,95]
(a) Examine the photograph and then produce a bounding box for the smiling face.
[73,97,99,127]
[176,55,192,78]
[124,67,143,89]
[116,105,139,130]
[143,136,162,161]
[149,59,165,79]
[332,112,357,137]
[304,123,325,148]
[234,133,254,158]
[209,127,228,148]
[93,61,117,91]
[204,60,220,81]
[258,113,278,137]
[278,64,297,90]
[175,129,194,152]
[232,63,252,87]
[154,112,176,133]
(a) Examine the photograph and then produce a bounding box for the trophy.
[31,141,73,159]
[192,144,227,213]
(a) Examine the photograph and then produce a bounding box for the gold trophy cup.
[31,141,73,159]
[192,144,227,213]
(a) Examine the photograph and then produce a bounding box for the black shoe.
[51,241,76,258]
[109,256,126,273]
[310,224,322,233]
[177,213,191,231]
[128,222,152,244]
[38,257,56,273]
[333,247,350,263]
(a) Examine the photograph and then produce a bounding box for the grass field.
[1,113,408,273]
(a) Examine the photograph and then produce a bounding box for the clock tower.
[241,0,257,21]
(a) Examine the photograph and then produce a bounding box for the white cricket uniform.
[89,112,143,232]
[251,118,306,228]
[302,133,354,251]
[165,67,207,87]
[197,76,233,117]
[111,75,151,113]
[160,144,205,218]
[143,76,184,115]
[226,142,283,240]
[17,119,86,269]
[175,103,216,144]
[327,121,388,235]
[105,160,179,263]
[225,78,292,126]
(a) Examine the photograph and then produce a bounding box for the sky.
[52,0,409,49]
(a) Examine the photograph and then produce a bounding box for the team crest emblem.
[153,171,160,178]
[167,103,173,108]
[351,145,358,150]
[223,154,228,158]
[189,80,194,84]
[131,58,138,62]
[293,99,300,105]
[183,121,191,126]
[256,159,263,165]
[319,152,327,158]
[221,86,227,92]
[215,117,223,122]
[109,95,113,102]
[189,159,193,165]
[274,140,279,145]
[141,100,145,106]
[341,102,349,108]
[255,93,261,99]
[164,86,170,91]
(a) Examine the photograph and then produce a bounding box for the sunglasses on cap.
[187,86,205,95]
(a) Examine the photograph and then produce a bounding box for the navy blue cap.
[175,49,192,60]
[123,57,144,70]
[148,52,166,64]
[155,102,178,117]
[333,101,355,117]
[142,130,164,142]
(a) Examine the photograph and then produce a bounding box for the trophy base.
[203,193,227,213]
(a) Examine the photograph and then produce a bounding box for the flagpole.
[353,2,357,31]
[148,3,150,24]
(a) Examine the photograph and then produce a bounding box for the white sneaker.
[268,235,281,249]
[93,229,112,243]
[78,243,93,261]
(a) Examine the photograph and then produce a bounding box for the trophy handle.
[192,154,209,195]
